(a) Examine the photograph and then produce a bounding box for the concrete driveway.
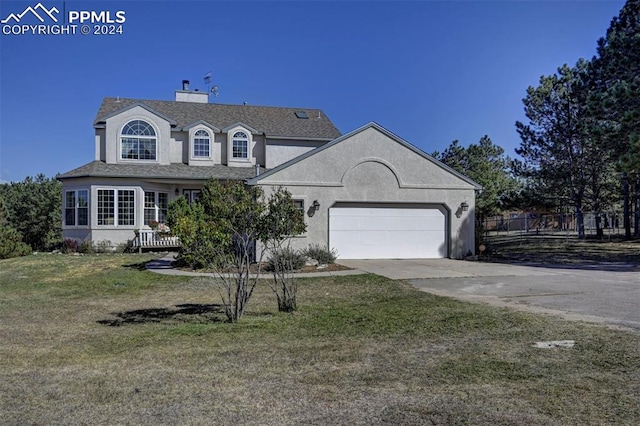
[338,259,640,331]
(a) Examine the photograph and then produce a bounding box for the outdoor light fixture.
[460,201,469,212]
[312,200,320,211]
[175,188,180,196]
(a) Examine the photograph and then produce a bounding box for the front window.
[193,129,210,158]
[121,120,157,160]
[118,190,135,226]
[144,191,169,226]
[183,189,201,205]
[97,189,135,226]
[232,131,248,159]
[65,190,88,226]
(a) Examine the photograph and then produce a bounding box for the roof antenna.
[204,71,219,102]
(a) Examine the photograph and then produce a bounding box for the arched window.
[193,129,210,158]
[121,120,156,160]
[232,131,248,159]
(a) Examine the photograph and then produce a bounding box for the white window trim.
[227,126,253,164]
[143,191,169,227]
[232,132,249,160]
[189,126,213,160]
[64,189,89,228]
[96,187,137,228]
[118,119,160,163]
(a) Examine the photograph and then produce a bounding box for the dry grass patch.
[483,234,640,265]
[1,254,639,425]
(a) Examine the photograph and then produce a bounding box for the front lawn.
[1,254,639,424]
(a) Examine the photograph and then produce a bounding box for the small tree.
[260,188,307,312]
[168,181,308,319]
[166,197,220,269]
[168,180,266,322]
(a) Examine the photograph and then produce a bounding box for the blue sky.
[0,0,626,182]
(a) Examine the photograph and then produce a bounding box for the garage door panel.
[329,206,446,259]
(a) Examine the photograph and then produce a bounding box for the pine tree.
[515,60,603,239]
[591,0,640,237]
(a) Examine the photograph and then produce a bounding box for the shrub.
[61,238,79,253]
[303,244,338,264]
[93,240,113,253]
[0,226,32,259]
[115,240,134,254]
[267,247,306,272]
[79,240,94,254]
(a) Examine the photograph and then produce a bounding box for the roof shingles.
[95,97,342,140]
[58,161,265,181]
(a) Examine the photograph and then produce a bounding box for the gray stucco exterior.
[59,91,342,247]
[249,123,481,259]
[59,89,480,258]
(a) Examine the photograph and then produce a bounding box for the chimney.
[175,79,208,103]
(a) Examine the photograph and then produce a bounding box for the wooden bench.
[133,230,181,253]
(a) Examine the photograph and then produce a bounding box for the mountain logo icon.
[1,3,59,24]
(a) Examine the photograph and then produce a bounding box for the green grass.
[1,253,639,425]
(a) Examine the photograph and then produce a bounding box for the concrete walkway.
[145,253,365,278]
[336,258,552,279]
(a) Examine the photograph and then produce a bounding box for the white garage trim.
[329,204,448,259]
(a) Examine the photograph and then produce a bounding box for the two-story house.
[59,82,480,259]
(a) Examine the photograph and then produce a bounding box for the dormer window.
[121,120,157,160]
[232,131,248,159]
[193,129,211,158]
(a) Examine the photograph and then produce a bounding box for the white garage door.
[329,206,446,259]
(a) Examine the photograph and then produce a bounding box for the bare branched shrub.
[260,188,307,313]
[303,243,338,264]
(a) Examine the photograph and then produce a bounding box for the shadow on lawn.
[121,261,150,271]
[98,303,225,326]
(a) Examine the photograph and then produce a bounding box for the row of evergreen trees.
[0,175,62,258]
[515,0,640,239]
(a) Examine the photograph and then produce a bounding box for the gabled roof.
[57,160,265,181]
[94,97,342,140]
[248,122,483,190]
[96,102,178,126]
[222,122,260,135]
[182,120,221,132]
